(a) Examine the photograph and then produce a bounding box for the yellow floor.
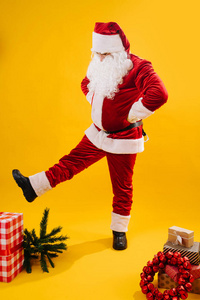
[1,149,200,300]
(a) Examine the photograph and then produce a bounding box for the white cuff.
[29,171,52,197]
[127,97,154,122]
[110,212,131,232]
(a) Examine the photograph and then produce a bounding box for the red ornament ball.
[146,292,154,300]
[141,285,148,294]
[179,291,188,300]
[184,282,192,292]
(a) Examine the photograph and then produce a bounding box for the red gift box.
[0,212,24,282]
[165,264,200,283]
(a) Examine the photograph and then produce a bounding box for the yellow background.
[0,0,200,299]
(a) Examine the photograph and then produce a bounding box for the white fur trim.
[91,32,124,54]
[29,171,52,197]
[127,97,154,123]
[85,123,144,154]
[86,91,93,104]
[91,94,104,130]
[110,212,131,232]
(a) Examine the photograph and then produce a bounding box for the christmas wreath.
[140,251,194,300]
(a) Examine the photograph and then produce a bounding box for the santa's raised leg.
[12,133,136,251]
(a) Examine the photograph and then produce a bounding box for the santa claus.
[12,22,168,250]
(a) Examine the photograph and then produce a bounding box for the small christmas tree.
[23,208,68,273]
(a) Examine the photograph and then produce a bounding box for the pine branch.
[43,243,67,252]
[23,240,30,251]
[46,252,55,268]
[32,229,38,244]
[48,250,63,254]
[48,253,58,258]
[24,228,34,244]
[40,252,49,273]
[29,247,40,255]
[40,208,49,238]
[30,254,39,259]
[23,208,68,273]
[37,244,44,252]
[23,251,32,273]
[41,226,63,239]
[39,235,68,244]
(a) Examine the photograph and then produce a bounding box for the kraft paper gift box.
[158,270,177,289]
[0,212,24,282]
[168,226,194,248]
[163,241,200,265]
[165,264,200,282]
[158,271,200,294]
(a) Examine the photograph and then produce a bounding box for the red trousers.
[45,135,137,216]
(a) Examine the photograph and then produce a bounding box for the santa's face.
[96,52,111,62]
[87,50,133,99]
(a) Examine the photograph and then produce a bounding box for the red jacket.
[81,54,168,154]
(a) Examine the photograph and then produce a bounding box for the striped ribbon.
[163,243,200,265]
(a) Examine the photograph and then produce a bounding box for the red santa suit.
[28,22,168,232]
[81,53,167,154]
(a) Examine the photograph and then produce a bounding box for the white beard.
[86,51,133,99]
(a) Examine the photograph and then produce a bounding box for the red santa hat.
[91,22,130,54]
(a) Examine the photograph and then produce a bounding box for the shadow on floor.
[62,237,112,269]
[0,237,112,288]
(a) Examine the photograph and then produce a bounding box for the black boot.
[112,231,127,250]
[12,169,37,203]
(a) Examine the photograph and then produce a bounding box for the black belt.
[104,120,143,134]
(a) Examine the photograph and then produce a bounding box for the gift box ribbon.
[0,242,23,256]
[170,230,193,246]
